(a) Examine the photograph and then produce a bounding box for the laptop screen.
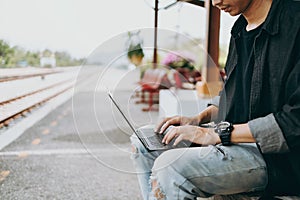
[107,91,137,134]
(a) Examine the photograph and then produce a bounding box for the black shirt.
[219,0,300,195]
[229,24,263,124]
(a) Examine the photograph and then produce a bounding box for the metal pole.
[153,0,158,68]
[203,0,220,82]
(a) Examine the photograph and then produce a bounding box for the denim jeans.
[130,135,268,200]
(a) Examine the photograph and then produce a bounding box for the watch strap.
[215,122,233,146]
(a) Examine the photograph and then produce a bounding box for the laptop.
[107,91,192,151]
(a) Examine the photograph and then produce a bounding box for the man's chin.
[227,10,240,16]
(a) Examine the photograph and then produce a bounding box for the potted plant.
[127,43,144,66]
[162,52,201,88]
[126,31,144,66]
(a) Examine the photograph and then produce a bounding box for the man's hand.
[155,116,199,134]
[162,125,221,146]
[155,105,219,134]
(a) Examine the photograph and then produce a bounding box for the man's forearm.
[231,123,256,143]
[197,105,219,124]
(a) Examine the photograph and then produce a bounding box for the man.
[130,0,300,199]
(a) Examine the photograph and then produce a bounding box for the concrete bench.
[159,89,211,118]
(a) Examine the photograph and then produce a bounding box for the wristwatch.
[214,121,234,146]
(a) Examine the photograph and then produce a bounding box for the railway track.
[0,69,77,129]
[0,71,60,83]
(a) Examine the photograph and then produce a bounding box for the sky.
[0,0,237,59]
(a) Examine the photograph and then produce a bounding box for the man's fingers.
[162,127,178,144]
[154,118,170,133]
[160,121,171,134]
[161,128,172,143]
[173,134,184,146]
[159,117,180,134]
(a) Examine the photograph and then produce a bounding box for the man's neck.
[243,0,273,31]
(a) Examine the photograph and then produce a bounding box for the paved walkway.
[0,67,158,199]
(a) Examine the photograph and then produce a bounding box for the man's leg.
[151,143,268,200]
[130,135,165,200]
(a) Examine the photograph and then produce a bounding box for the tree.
[0,40,14,66]
[0,39,83,67]
[42,49,53,57]
[55,51,83,66]
[26,51,40,66]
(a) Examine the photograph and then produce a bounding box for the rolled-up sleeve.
[248,113,289,154]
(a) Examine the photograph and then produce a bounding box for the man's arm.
[231,123,256,143]
[248,114,290,153]
[207,96,290,150]
[216,120,288,152]
[197,105,219,125]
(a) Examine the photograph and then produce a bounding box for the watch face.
[217,121,231,131]
[216,121,233,146]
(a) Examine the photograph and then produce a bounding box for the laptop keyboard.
[137,129,166,148]
[137,127,196,150]
[148,134,164,147]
